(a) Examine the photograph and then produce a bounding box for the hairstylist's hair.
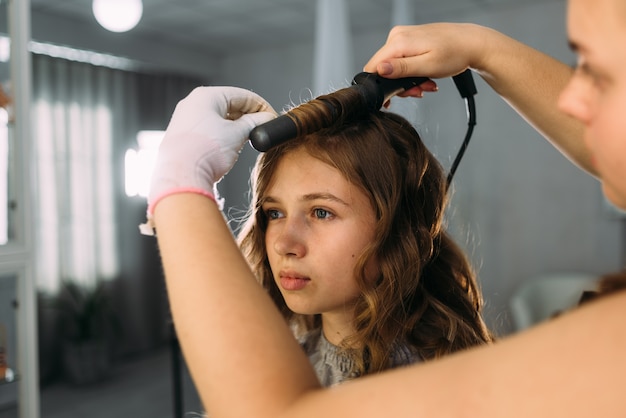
[238,87,493,376]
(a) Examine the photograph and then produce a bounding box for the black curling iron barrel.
[248,72,430,152]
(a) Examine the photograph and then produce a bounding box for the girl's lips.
[279,273,310,291]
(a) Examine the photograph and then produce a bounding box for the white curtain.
[32,55,129,294]
[391,0,415,26]
[313,0,354,95]
[31,54,205,357]
[388,0,424,126]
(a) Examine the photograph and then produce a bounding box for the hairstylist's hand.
[141,86,276,234]
[364,23,491,98]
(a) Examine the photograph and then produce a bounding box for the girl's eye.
[265,209,283,220]
[313,208,332,219]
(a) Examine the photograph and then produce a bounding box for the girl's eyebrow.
[261,193,349,206]
[259,196,278,206]
[301,192,349,206]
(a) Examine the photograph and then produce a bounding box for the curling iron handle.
[352,72,431,110]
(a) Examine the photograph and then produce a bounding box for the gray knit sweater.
[300,328,422,387]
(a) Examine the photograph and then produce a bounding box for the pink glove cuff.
[139,188,218,236]
[147,187,217,215]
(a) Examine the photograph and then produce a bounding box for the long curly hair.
[238,87,493,376]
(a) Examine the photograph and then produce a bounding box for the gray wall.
[215,0,624,335]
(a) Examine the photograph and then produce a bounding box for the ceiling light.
[92,0,143,33]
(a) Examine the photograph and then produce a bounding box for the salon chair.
[509,272,599,332]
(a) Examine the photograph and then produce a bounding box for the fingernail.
[379,62,393,76]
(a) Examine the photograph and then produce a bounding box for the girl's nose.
[271,217,306,258]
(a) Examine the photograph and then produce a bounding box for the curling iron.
[249,72,429,152]
[249,70,477,186]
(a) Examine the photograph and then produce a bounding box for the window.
[125,130,164,198]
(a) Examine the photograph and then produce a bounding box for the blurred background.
[0,0,623,417]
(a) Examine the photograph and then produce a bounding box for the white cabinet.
[0,274,18,410]
[0,0,39,417]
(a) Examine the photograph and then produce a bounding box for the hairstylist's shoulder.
[285,290,626,417]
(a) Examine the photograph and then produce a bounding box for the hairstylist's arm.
[364,23,594,175]
[147,86,320,417]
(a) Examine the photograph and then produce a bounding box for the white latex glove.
[140,86,277,235]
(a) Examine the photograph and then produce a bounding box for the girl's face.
[558,0,626,209]
[262,148,378,330]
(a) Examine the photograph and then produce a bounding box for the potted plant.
[53,280,121,385]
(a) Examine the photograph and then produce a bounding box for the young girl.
[236,87,492,386]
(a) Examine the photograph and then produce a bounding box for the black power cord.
[447,69,478,189]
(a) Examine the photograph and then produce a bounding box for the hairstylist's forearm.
[153,194,320,417]
[473,26,594,175]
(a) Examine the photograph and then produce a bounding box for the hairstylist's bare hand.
[146,86,276,218]
[364,23,490,98]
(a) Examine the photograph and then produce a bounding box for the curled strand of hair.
[286,87,370,138]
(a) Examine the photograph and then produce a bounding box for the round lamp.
[92,0,143,33]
